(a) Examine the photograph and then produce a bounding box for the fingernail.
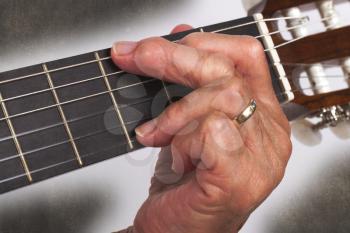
[112,41,138,56]
[135,118,158,137]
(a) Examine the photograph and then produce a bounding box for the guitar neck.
[0,14,289,195]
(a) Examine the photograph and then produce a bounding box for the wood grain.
[277,26,350,64]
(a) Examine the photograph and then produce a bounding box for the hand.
[111,25,292,233]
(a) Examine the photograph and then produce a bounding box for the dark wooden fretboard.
[0,15,287,195]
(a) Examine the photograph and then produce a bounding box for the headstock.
[251,0,350,135]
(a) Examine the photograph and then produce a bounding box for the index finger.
[111,37,236,88]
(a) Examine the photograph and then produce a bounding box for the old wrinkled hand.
[111,25,292,233]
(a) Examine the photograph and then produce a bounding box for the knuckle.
[200,112,229,135]
[137,38,164,59]
[225,78,243,94]
[166,100,186,120]
[135,38,167,75]
[212,79,245,116]
[202,53,235,78]
[161,108,179,130]
[243,36,265,59]
[200,183,231,207]
[181,32,204,46]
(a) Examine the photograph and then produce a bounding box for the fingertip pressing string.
[0,14,347,184]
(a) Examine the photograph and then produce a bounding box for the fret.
[0,15,289,194]
[95,52,134,149]
[0,93,32,182]
[24,141,79,181]
[58,92,130,165]
[42,64,83,166]
[104,69,169,133]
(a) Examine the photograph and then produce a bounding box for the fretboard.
[0,15,288,195]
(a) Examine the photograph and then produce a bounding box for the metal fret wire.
[0,79,338,184]
[43,63,83,166]
[0,81,330,145]
[0,93,33,182]
[0,15,308,86]
[5,84,328,163]
[0,115,148,164]
[0,16,333,123]
[94,52,134,149]
[0,107,118,143]
[0,15,343,183]
[0,139,137,184]
[0,78,156,122]
[0,16,312,101]
[0,15,332,104]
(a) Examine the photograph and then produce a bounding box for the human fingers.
[111,37,235,88]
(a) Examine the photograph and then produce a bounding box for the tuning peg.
[291,118,322,146]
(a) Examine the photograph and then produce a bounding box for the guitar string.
[0,16,296,86]
[0,14,334,88]
[0,79,341,164]
[0,80,346,184]
[0,16,347,182]
[0,16,314,101]
[0,78,157,122]
[0,115,148,164]
[1,69,347,125]
[0,81,341,184]
[0,20,313,103]
[0,16,335,123]
[280,62,350,68]
[291,75,350,79]
[0,19,347,162]
[0,94,156,144]
[0,81,338,147]
[0,23,346,147]
[0,138,138,184]
[0,78,343,170]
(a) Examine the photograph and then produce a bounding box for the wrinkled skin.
[112,25,292,233]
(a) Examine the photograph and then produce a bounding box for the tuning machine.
[312,104,350,130]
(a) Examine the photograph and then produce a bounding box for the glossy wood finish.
[255,0,350,117]
[278,26,350,64]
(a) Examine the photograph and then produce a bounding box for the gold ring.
[234,99,257,125]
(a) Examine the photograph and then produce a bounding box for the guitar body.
[1,0,350,232]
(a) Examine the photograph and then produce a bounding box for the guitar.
[0,0,349,195]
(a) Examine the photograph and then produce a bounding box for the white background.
[0,0,350,232]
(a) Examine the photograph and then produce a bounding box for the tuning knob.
[291,119,322,146]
